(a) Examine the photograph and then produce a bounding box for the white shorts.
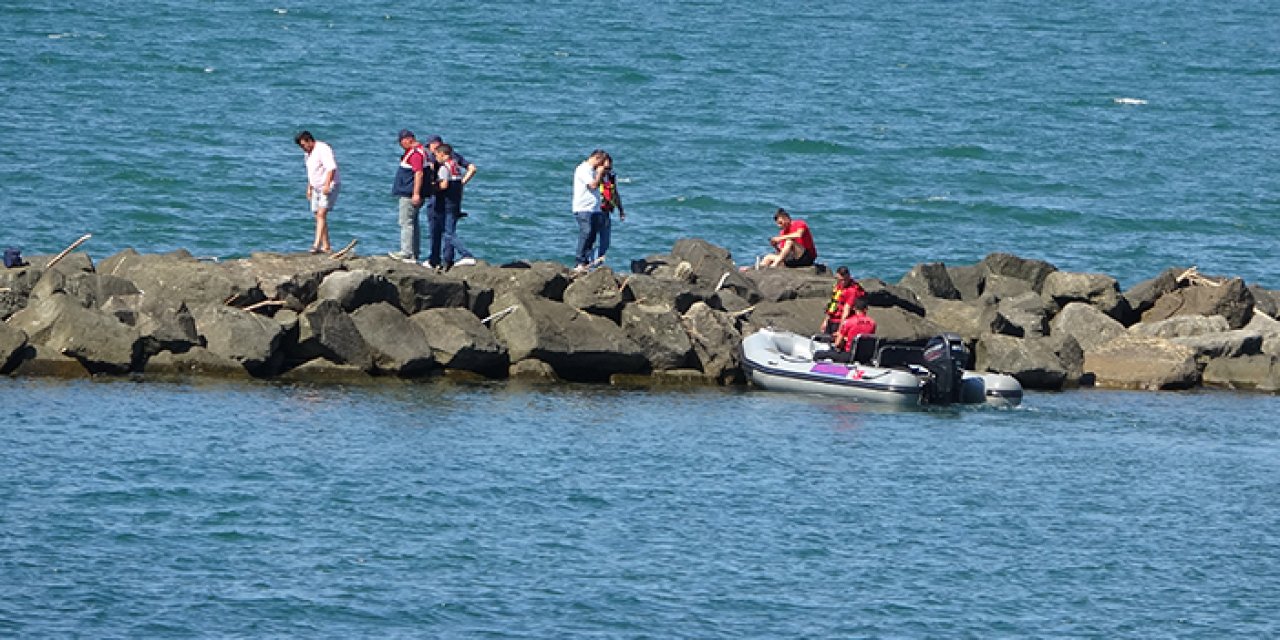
[310,185,340,212]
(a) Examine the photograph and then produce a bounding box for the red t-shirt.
[837,314,877,351]
[782,220,817,256]
[826,281,865,320]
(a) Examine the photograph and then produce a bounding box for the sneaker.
[421,260,442,271]
[454,257,477,267]
[572,264,589,275]
[388,251,416,263]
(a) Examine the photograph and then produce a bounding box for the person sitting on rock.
[758,208,817,269]
[815,299,876,363]
[819,266,865,335]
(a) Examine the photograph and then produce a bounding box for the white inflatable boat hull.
[741,328,1022,408]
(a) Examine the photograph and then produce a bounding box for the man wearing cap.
[389,129,427,262]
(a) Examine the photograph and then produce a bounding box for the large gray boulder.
[947,264,985,301]
[490,293,646,381]
[867,306,944,344]
[1202,355,1280,391]
[1247,285,1280,319]
[458,261,570,302]
[898,262,960,301]
[0,322,29,373]
[29,270,141,309]
[189,303,284,375]
[1049,302,1127,353]
[980,291,1051,338]
[1121,267,1183,325]
[859,278,925,316]
[621,302,696,371]
[1245,312,1280,357]
[236,252,344,311]
[1170,331,1263,361]
[294,300,373,370]
[144,346,252,378]
[742,268,832,303]
[1083,334,1199,390]
[973,333,1069,390]
[351,302,436,376]
[98,250,264,307]
[563,267,630,322]
[1130,314,1230,338]
[742,298,821,336]
[622,274,705,313]
[379,266,470,314]
[0,266,44,320]
[316,269,399,312]
[980,252,1057,292]
[980,273,1035,301]
[7,292,142,374]
[670,238,757,299]
[682,302,743,384]
[921,297,984,341]
[410,307,508,378]
[1143,278,1254,329]
[1041,271,1127,319]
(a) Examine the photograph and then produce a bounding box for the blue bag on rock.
[4,247,24,268]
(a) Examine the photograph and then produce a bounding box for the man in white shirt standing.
[294,130,340,253]
[572,149,608,273]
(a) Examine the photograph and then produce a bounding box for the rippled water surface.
[3,379,1280,637]
[3,0,1278,287]
[5,1,1280,636]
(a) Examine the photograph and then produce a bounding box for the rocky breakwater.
[4,239,1280,393]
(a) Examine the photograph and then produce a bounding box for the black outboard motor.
[920,333,969,405]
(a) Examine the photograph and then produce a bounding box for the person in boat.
[819,266,865,335]
[758,208,817,268]
[815,298,877,363]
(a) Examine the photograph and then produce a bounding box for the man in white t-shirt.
[571,149,608,272]
[294,130,340,253]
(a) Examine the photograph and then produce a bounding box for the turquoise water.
[3,1,1278,287]
[5,1,1280,636]
[3,378,1280,637]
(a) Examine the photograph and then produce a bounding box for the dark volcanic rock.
[189,303,285,376]
[411,307,508,378]
[898,262,960,301]
[490,293,646,381]
[351,302,436,376]
[1143,278,1254,329]
[621,302,695,371]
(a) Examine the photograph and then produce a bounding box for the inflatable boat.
[740,328,1022,408]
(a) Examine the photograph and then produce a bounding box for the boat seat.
[875,344,926,368]
[849,335,881,364]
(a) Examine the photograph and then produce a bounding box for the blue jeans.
[574,210,602,266]
[593,211,612,261]
[442,209,472,265]
[397,197,421,260]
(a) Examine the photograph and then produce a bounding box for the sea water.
[3,1,1280,636]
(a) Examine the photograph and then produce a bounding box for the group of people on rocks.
[294,132,626,273]
[294,130,876,354]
